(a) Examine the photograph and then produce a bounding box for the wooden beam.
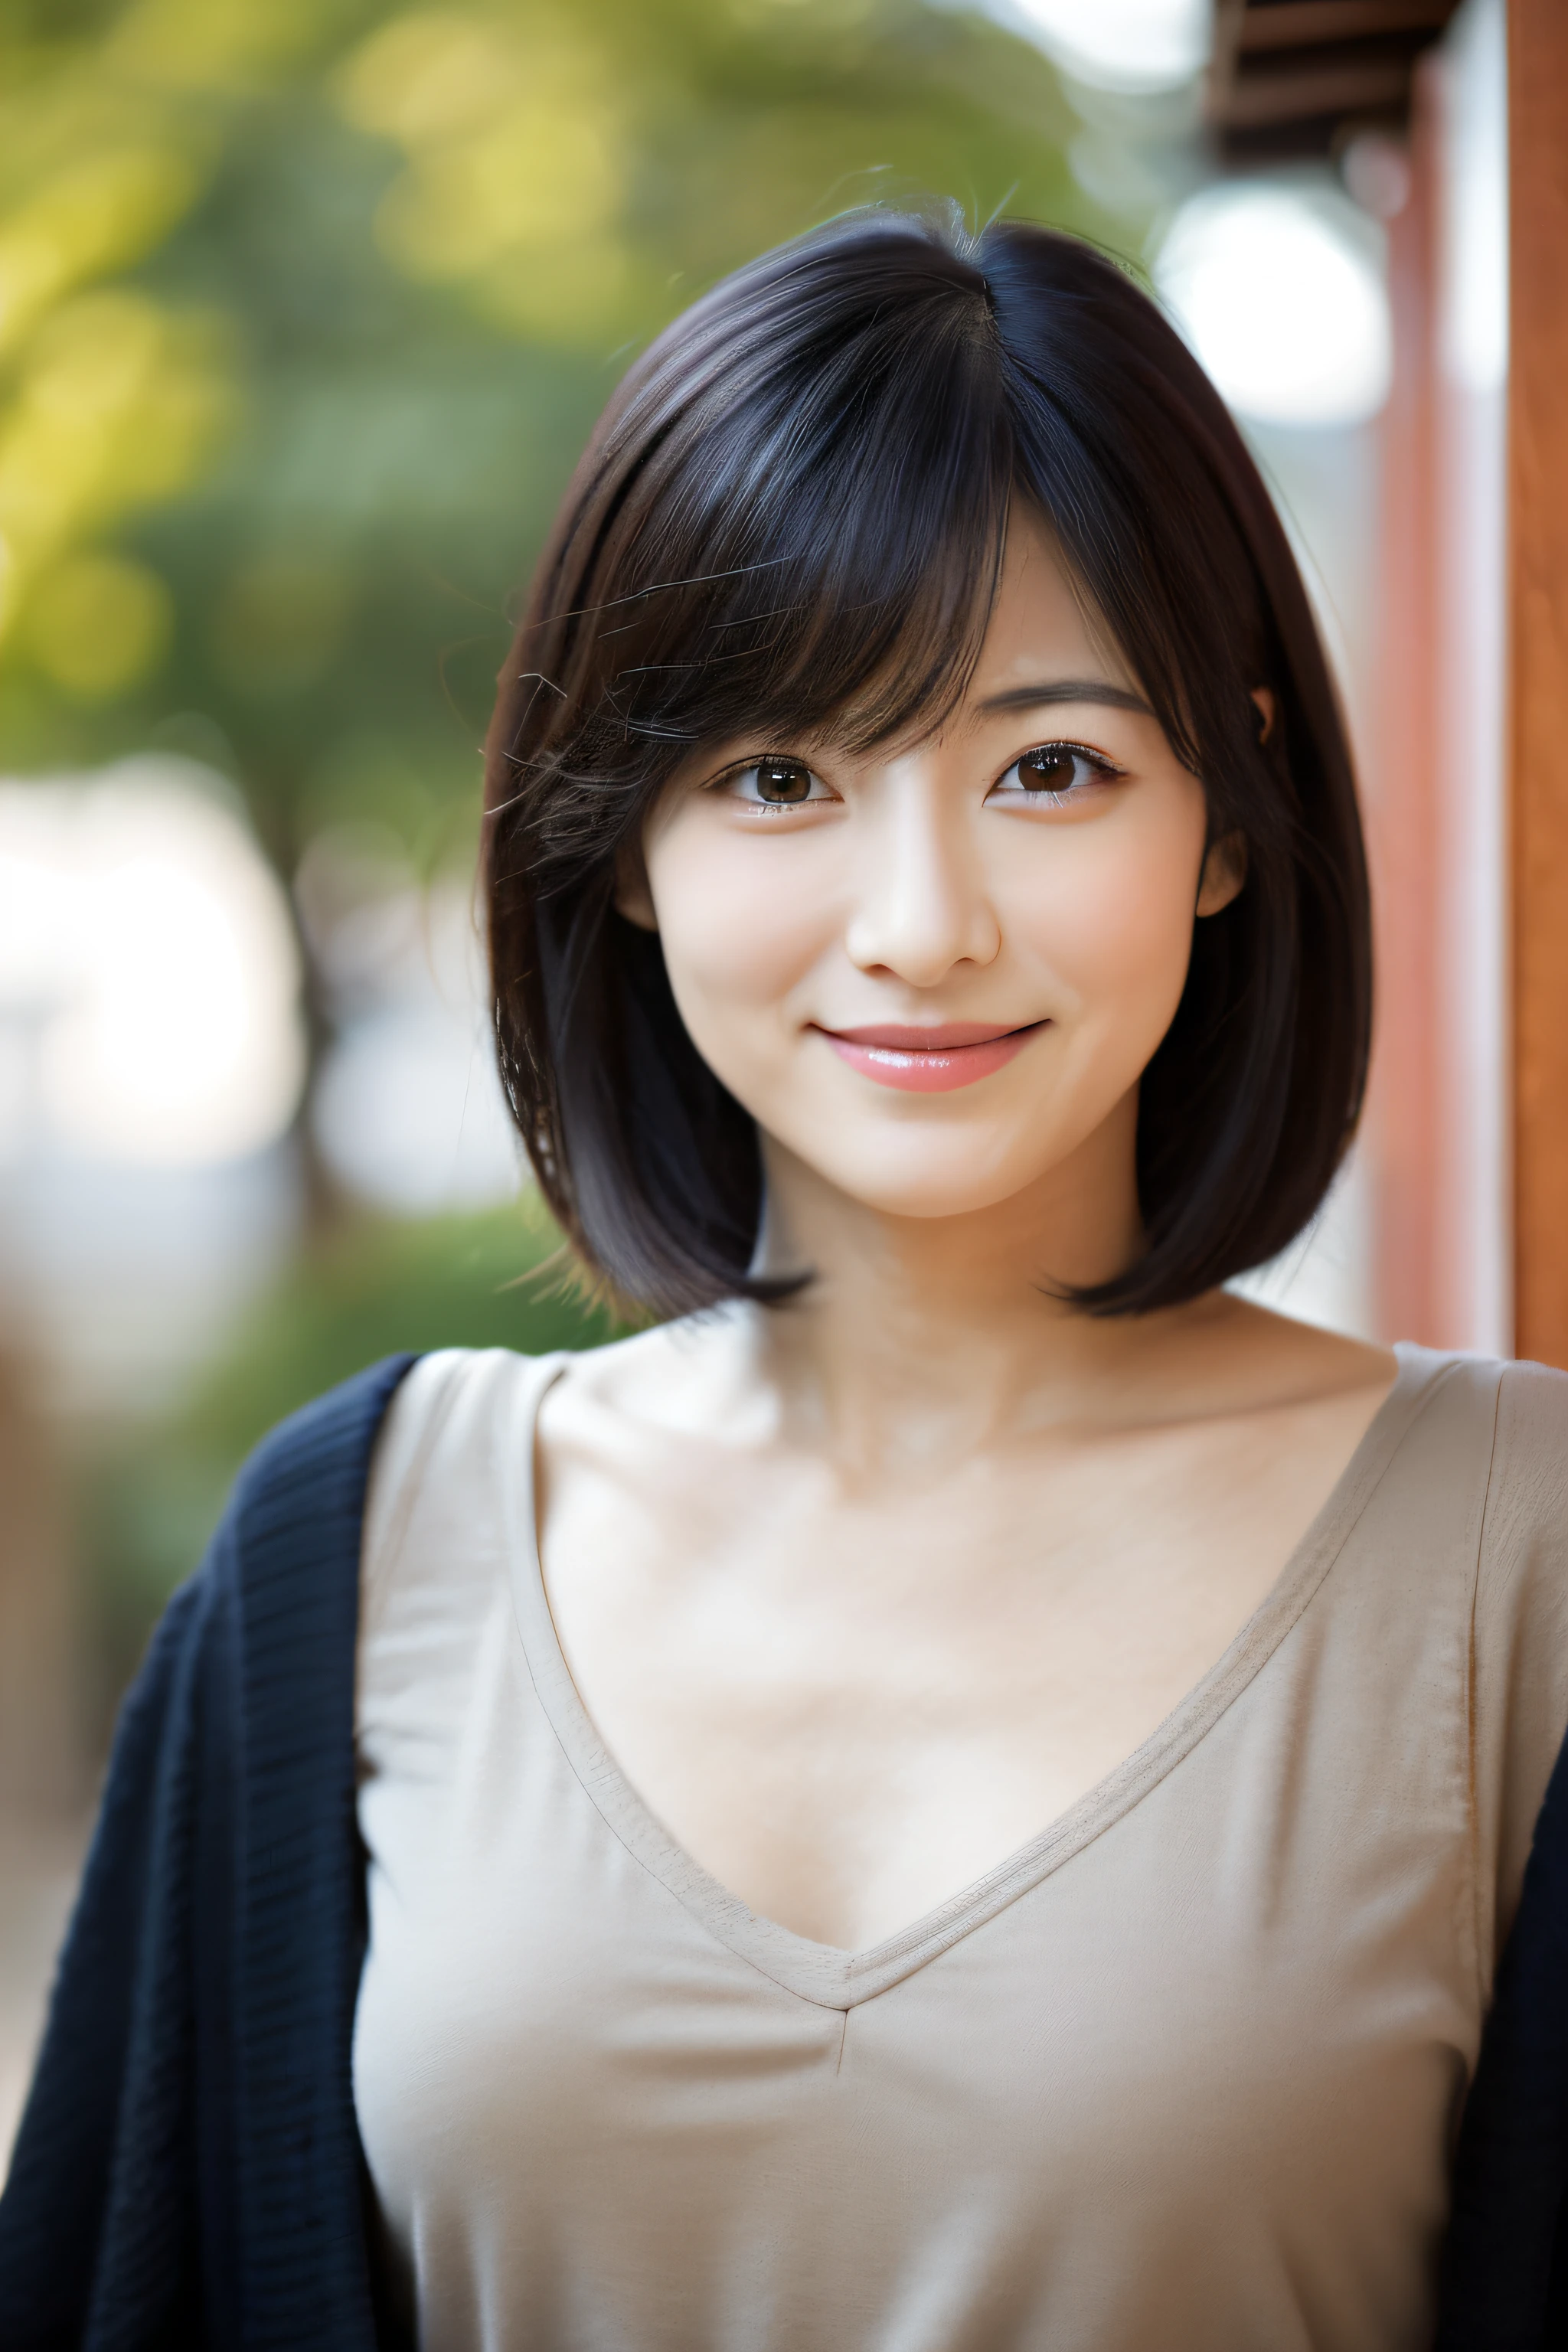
[1208,0,1458,129]
[1510,0,1568,1365]
[1237,1,1453,54]
[1220,54,1415,126]
[1207,0,1249,122]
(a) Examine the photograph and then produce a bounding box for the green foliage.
[185,1191,618,1446]
[0,0,1132,873]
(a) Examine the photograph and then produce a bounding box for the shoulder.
[1412,1351,1568,1699]
[1472,1354,1568,1581]
[1370,1346,1568,1531]
[357,1350,566,1749]
[1396,1345,1568,1429]
[1400,1348,1568,1530]
[360,1345,564,1611]
[367,1345,560,1516]
[1284,1350,1560,1620]
[1490,1352,1568,1481]
[534,1305,760,1439]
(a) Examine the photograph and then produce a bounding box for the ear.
[1196,829,1247,917]
[613,839,658,933]
[1250,686,1276,744]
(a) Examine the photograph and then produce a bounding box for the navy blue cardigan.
[0,1355,1566,2349]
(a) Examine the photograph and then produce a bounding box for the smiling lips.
[817,1021,1047,1093]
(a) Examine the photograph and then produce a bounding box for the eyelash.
[714,756,835,812]
[710,739,1125,812]
[987,742,1124,804]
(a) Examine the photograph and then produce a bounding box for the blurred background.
[0,0,1517,2163]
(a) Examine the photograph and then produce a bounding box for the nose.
[843,773,1001,986]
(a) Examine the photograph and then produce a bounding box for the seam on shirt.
[1465,1364,1508,2017]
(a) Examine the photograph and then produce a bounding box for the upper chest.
[537,1379,1391,1700]
[530,1372,1412,1945]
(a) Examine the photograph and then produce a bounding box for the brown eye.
[753,757,814,803]
[988,742,1120,806]
[1016,746,1079,792]
[720,754,833,811]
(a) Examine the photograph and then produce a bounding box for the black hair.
[483,204,1372,1318]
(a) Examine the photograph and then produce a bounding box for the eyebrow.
[976,679,1154,719]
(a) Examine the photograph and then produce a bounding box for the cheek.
[645,825,833,1026]
[1005,808,1204,1032]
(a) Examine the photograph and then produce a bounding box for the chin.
[801,1142,1051,1224]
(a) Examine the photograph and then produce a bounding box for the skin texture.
[534,515,1394,1952]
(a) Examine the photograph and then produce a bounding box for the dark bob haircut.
[483,206,1372,1319]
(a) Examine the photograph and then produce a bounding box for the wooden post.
[1509,0,1568,1367]
[1370,77,1442,1348]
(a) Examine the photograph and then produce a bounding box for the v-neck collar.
[504,1342,1455,2012]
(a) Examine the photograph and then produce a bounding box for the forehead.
[965,512,1140,708]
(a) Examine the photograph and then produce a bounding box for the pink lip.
[814,1020,1047,1093]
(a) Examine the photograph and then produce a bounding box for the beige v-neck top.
[353,1343,1568,2352]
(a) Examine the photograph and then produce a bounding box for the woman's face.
[619,514,1242,1230]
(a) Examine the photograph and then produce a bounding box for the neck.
[746,1096,1184,1478]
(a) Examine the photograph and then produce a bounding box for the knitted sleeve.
[0,1354,414,2352]
[0,1563,214,2349]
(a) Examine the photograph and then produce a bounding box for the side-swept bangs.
[484,205,1371,1319]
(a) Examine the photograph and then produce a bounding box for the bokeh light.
[296,827,522,1213]
[1001,0,1209,93]
[0,761,305,1166]
[338,11,632,344]
[0,292,231,666]
[1155,183,1392,428]
[24,553,173,698]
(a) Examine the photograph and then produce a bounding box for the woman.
[3,207,1566,2351]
